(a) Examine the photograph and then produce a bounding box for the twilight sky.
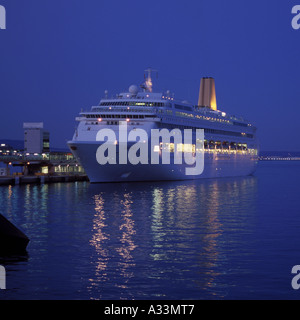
[0,0,299,151]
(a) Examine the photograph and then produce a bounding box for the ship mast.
[141,68,157,93]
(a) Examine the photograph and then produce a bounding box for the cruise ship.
[68,70,258,182]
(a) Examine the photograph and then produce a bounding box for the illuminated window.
[153,145,160,152]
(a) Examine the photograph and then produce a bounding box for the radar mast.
[141,68,157,93]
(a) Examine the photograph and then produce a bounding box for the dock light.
[8,162,12,165]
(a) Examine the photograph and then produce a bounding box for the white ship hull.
[68,141,257,183]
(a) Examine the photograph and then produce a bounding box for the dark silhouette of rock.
[0,214,29,254]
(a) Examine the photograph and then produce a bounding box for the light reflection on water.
[84,176,258,299]
[4,162,298,299]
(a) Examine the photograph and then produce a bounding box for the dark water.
[0,161,300,300]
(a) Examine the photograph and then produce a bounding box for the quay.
[0,173,88,186]
[0,128,89,185]
[0,148,89,186]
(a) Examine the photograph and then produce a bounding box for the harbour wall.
[0,174,89,186]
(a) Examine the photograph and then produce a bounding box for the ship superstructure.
[68,70,258,182]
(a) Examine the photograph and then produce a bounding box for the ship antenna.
[141,68,158,92]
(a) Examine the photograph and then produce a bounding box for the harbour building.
[0,123,86,180]
[24,122,50,154]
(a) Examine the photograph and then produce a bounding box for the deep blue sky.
[0,0,299,151]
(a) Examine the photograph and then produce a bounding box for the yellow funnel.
[198,77,217,111]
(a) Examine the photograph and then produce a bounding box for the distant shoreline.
[259,157,300,161]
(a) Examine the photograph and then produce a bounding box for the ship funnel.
[198,77,217,111]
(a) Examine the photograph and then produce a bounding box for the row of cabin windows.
[87,121,141,126]
[99,101,166,107]
[88,110,250,128]
[159,123,254,139]
[233,121,248,127]
[84,116,254,139]
[204,140,248,150]
[85,114,153,119]
[85,115,252,136]
[205,128,253,139]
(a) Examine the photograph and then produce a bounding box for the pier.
[0,173,88,186]
[0,145,88,186]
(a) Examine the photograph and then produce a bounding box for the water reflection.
[88,176,257,299]
[116,192,136,280]
[88,187,138,298]
[0,176,258,299]
[90,193,108,278]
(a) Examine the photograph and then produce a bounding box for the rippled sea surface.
[1,161,300,300]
